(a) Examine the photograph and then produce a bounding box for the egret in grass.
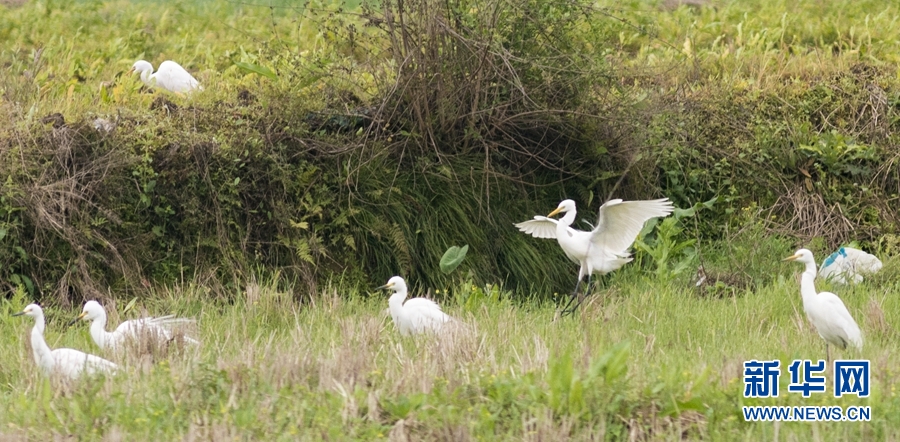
[129,60,202,94]
[377,276,451,336]
[70,300,199,353]
[515,198,674,315]
[784,249,863,361]
[819,246,882,285]
[14,304,118,379]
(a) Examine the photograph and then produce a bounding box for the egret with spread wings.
[515,198,674,314]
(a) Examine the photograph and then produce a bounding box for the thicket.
[1,0,899,303]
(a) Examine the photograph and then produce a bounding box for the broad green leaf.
[673,206,696,219]
[439,245,468,274]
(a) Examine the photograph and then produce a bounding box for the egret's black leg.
[564,273,593,315]
[559,278,583,316]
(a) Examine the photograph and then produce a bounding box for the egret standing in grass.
[819,246,882,285]
[70,300,198,353]
[377,276,451,335]
[129,60,202,94]
[784,249,863,361]
[515,198,674,314]
[14,304,118,379]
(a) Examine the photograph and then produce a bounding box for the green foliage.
[439,245,468,274]
[454,281,507,312]
[798,130,878,177]
[635,198,716,282]
[233,62,277,80]
[3,242,898,439]
[1,0,899,305]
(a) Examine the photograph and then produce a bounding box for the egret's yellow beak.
[547,207,564,217]
[68,311,88,326]
[12,310,26,317]
[127,67,135,75]
[376,282,394,290]
[782,253,801,262]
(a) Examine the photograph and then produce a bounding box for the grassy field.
[3,0,900,439]
[2,237,900,440]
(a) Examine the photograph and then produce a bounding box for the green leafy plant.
[439,245,469,274]
[798,130,878,177]
[635,197,716,282]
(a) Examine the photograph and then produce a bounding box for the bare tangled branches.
[356,0,625,179]
[6,120,139,304]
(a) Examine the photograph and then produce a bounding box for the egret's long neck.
[388,289,408,318]
[558,210,577,229]
[140,69,154,86]
[799,261,819,301]
[89,313,112,349]
[29,315,55,374]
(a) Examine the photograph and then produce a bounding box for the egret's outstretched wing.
[591,198,674,254]
[132,315,196,330]
[515,216,577,239]
[115,316,200,346]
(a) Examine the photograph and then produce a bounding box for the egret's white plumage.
[72,300,198,352]
[515,198,674,312]
[818,246,882,285]
[13,304,118,379]
[377,276,451,335]
[784,249,863,359]
[130,60,202,94]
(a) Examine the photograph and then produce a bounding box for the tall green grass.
[1,234,898,439]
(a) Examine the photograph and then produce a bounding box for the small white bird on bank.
[70,300,198,353]
[129,60,202,94]
[515,198,674,314]
[14,304,118,379]
[784,249,863,361]
[377,276,451,336]
[819,246,882,285]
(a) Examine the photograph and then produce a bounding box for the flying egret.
[515,198,674,314]
[70,300,199,353]
[129,60,202,94]
[13,304,118,379]
[819,246,882,285]
[784,249,863,361]
[376,276,451,336]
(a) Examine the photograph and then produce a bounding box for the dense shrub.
[2,0,900,303]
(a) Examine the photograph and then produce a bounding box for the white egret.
[13,304,118,379]
[784,249,863,361]
[129,60,202,94]
[377,276,451,335]
[70,300,199,353]
[515,198,674,314]
[819,246,882,285]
